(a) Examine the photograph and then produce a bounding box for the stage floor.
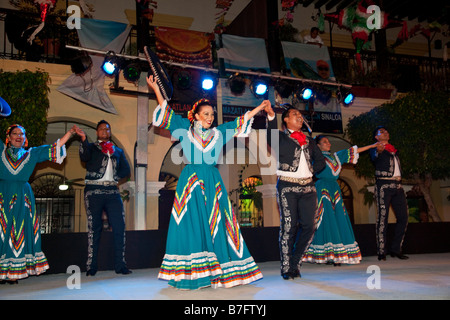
[1,253,449,301]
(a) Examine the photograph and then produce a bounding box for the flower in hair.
[188,98,210,122]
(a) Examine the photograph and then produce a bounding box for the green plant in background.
[346,91,450,221]
[0,69,50,146]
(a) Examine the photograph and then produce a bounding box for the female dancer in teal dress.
[0,123,75,283]
[303,136,378,265]
[147,75,268,289]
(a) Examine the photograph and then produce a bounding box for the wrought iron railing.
[1,7,448,92]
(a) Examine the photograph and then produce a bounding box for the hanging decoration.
[26,0,56,44]
[324,0,408,73]
[311,8,325,32]
[214,0,235,34]
[280,0,300,25]
[391,21,445,50]
[136,0,158,22]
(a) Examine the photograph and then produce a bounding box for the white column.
[134,72,149,230]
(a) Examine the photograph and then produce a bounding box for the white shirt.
[393,156,401,178]
[303,34,324,45]
[97,141,114,182]
[276,129,313,179]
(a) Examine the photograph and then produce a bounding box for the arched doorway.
[238,176,263,227]
[31,173,75,233]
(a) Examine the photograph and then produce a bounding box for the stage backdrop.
[216,34,273,128]
[154,26,217,123]
[217,34,271,74]
[281,41,343,134]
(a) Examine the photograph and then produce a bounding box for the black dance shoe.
[281,270,301,280]
[378,254,386,261]
[281,273,292,280]
[291,269,301,278]
[390,253,409,260]
[86,269,97,276]
[115,267,132,275]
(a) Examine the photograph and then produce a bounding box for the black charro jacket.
[79,138,130,183]
[266,117,325,177]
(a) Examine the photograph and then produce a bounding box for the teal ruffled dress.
[303,146,362,264]
[153,101,263,289]
[0,140,66,280]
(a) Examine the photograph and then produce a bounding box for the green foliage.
[0,69,50,147]
[345,91,450,181]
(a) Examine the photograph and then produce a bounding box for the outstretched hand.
[146,75,159,92]
[146,74,165,106]
[376,142,385,153]
[73,124,86,142]
[263,102,275,117]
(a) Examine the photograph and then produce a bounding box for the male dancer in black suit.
[74,121,132,276]
[265,104,325,280]
[370,126,409,261]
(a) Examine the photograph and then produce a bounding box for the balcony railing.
[1,7,448,92]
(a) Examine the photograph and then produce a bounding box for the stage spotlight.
[228,73,246,96]
[201,73,216,91]
[123,61,141,83]
[102,51,119,76]
[342,91,354,105]
[71,55,93,76]
[338,87,354,106]
[300,87,314,100]
[176,70,192,90]
[274,80,294,98]
[251,78,269,98]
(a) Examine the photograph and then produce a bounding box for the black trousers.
[84,185,127,272]
[374,180,409,255]
[276,180,318,274]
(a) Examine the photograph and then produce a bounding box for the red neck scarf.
[100,141,114,154]
[290,131,307,146]
[384,143,397,153]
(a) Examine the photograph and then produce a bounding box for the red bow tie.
[384,143,397,153]
[100,141,114,154]
[290,131,307,146]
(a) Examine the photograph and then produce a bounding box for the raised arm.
[246,100,271,121]
[59,125,77,146]
[147,75,165,107]
[357,142,379,154]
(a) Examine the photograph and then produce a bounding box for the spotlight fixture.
[71,55,93,76]
[101,51,120,76]
[274,80,294,98]
[250,78,269,98]
[175,70,192,90]
[123,61,141,83]
[228,73,246,96]
[337,87,354,106]
[201,73,216,91]
[341,89,354,106]
[300,86,314,100]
